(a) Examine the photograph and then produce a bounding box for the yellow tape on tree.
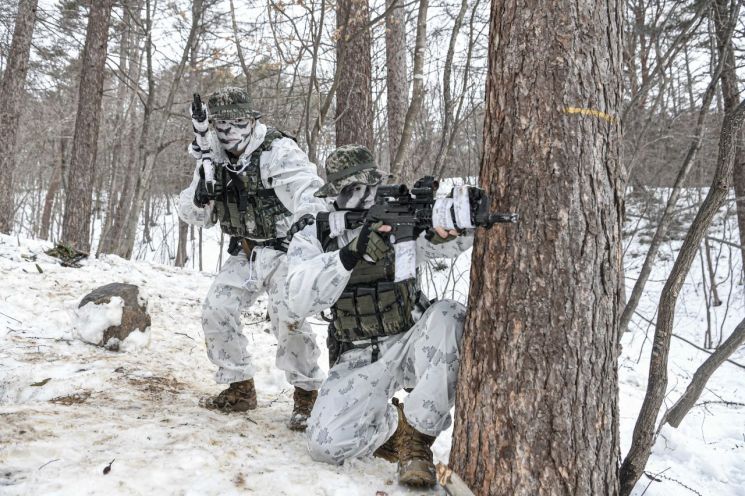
[563,107,617,124]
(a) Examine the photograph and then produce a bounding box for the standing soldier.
[284,145,477,487]
[178,87,326,431]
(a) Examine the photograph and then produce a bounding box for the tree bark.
[335,0,373,149]
[449,1,623,495]
[618,97,745,496]
[39,138,66,240]
[713,0,745,273]
[0,0,39,234]
[61,0,115,252]
[384,0,407,171]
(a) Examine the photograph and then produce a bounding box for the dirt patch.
[126,375,184,398]
[49,391,91,405]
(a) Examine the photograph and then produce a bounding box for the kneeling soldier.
[285,145,475,487]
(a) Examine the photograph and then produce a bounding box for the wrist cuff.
[338,246,360,271]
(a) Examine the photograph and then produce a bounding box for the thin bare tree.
[335,0,374,148]
[619,96,745,496]
[384,0,406,172]
[61,0,115,252]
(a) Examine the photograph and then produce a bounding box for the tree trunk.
[335,0,373,149]
[61,0,114,252]
[107,5,144,255]
[390,0,428,178]
[713,0,745,273]
[432,0,467,177]
[39,138,66,240]
[118,0,202,259]
[619,49,729,334]
[0,0,39,234]
[449,1,623,495]
[177,4,204,268]
[619,97,745,496]
[384,0,407,171]
[97,3,133,256]
[664,316,745,428]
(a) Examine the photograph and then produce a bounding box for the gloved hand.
[288,214,315,237]
[193,178,211,208]
[452,185,488,229]
[426,228,460,244]
[278,214,316,252]
[339,222,391,269]
[191,96,209,135]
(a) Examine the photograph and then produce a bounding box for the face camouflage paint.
[335,183,377,210]
[214,117,255,156]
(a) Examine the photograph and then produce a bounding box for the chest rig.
[211,128,292,240]
[322,232,419,344]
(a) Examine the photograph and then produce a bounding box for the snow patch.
[136,285,150,309]
[73,296,124,345]
[120,327,152,351]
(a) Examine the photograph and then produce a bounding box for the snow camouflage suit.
[178,109,327,389]
[285,194,473,464]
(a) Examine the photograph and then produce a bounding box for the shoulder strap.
[249,127,296,166]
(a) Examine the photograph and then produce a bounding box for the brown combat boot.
[392,401,437,487]
[287,387,318,431]
[204,379,258,412]
[373,399,401,463]
[373,433,398,463]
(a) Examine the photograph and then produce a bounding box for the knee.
[306,418,346,465]
[426,300,466,332]
[201,295,236,331]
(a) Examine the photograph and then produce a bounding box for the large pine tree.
[0,0,39,234]
[449,1,624,494]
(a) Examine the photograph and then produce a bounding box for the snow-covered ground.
[1,190,744,495]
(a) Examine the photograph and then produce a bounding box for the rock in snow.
[75,283,151,351]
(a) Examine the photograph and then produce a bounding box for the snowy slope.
[0,234,428,496]
[1,189,745,495]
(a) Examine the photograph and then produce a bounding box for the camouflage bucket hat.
[207,86,262,121]
[315,145,385,198]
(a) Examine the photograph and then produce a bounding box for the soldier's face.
[214,117,255,155]
[336,183,377,209]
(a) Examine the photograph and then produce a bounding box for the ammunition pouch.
[211,127,293,240]
[331,279,420,343]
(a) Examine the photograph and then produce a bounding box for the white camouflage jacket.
[285,212,474,321]
[177,122,326,238]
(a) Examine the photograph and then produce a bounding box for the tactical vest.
[211,128,292,240]
[323,234,419,343]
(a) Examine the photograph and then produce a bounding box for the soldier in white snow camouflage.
[285,145,476,487]
[178,87,326,430]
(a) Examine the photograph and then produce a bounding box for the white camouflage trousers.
[306,299,466,464]
[202,247,324,390]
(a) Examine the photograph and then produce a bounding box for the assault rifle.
[316,176,518,244]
